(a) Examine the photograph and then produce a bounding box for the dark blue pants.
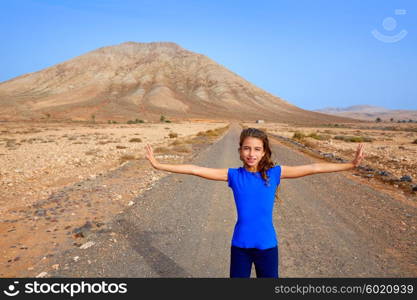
[230,245,279,278]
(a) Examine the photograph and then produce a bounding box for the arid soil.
[1,120,416,277]
[21,123,417,278]
[245,122,417,200]
[0,121,228,276]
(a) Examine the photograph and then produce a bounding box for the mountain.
[0,41,355,124]
[315,105,417,121]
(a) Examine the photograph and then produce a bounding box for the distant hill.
[0,41,354,124]
[315,105,417,122]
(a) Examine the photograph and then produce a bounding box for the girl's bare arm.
[144,144,228,181]
[281,143,365,179]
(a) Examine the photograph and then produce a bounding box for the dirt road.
[37,123,417,277]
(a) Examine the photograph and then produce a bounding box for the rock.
[36,272,48,278]
[411,185,417,192]
[52,264,59,270]
[35,209,47,216]
[400,175,412,182]
[377,171,391,176]
[94,222,105,228]
[79,241,95,249]
[73,256,80,262]
[72,221,93,238]
[128,201,134,206]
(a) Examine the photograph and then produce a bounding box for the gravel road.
[44,123,417,277]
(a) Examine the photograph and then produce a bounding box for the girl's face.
[239,137,265,168]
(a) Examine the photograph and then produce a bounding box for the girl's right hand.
[144,144,159,168]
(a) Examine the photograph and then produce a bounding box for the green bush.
[307,132,331,140]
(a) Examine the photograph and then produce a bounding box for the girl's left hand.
[352,143,365,167]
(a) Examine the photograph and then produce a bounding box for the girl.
[144,127,365,278]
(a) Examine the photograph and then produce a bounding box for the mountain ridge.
[0,41,356,124]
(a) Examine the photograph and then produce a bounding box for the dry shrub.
[154,147,171,154]
[129,138,142,143]
[172,144,192,153]
[85,149,101,156]
[308,132,331,140]
[116,145,127,149]
[293,131,306,139]
[168,132,178,138]
[119,154,136,163]
[334,135,373,142]
[197,129,220,137]
[170,139,183,146]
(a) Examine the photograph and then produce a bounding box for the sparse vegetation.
[97,140,118,145]
[307,132,331,141]
[170,139,183,146]
[127,119,144,124]
[119,154,136,163]
[292,131,306,139]
[85,149,102,156]
[154,146,171,154]
[160,115,171,123]
[334,135,373,143]
[172,144,192,153]
[129,138,142,143]
[197,129,221,137]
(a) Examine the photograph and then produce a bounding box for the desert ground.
[0,120,228,276]
[244,121,417,200]
[1,120,416,277]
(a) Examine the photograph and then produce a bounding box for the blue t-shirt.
[227,165,281,250]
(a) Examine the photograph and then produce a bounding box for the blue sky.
[1,0,416,110]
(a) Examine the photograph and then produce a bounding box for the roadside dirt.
[12,123,416,278]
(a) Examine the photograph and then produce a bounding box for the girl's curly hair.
[238,127,282,203]
[239,128,275,186]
